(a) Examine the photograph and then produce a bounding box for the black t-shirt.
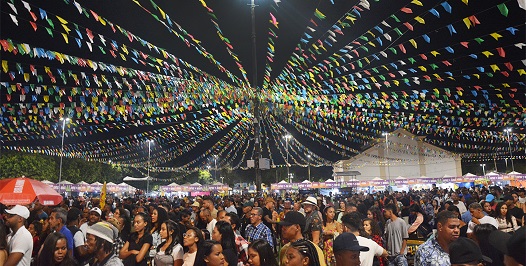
[124,233,153,266]
[262,207,274,232]
[509,206,524,227]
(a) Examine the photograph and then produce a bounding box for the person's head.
[279,211,306,241]
[242,201,254,214]
[383,203,398,219]
[511,192,520,204]
[248,239,277,266]
[293,202,302,212]
[363,218,381,236]
[223,212,240,231]
[195,240,225,266]
[265,197,276,209]
[203,198,215,211]
[200,209,212,223]
[284,239,322,266]
[212,221,235,250]
[151,206,168,231]
[4,205,30,229]
[436,211,460,244]
[469,203,484,219]
[323,206,336,225]
[449,237,492,266]
[302,197,318,214]
[37,232,70,265]
[29,220,43,238]
[183,227,204,248]
[451,192,459,202]
[481,201,492,214]
[160,220,178,242]
[217,210,227,222]
[472,223,497,245]
[488,227,526,266]
[333,233,369,266]
[496,202,508,217]
[88,207,102,225]
[284,200,293,211]
[133,212,151,235]
[345,202,357,213]
[447,205,461,218]
[49,207,67,231]
[67,207,82,226]
[340,212,364,234]
[409,204,424,215]
[85,222,115,256]
[250,207,264,225]
[339,201,346,210]
[503,195,514,209]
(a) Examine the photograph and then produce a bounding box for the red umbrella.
[0,177,62,206]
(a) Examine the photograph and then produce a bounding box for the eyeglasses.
[183,233,195,238]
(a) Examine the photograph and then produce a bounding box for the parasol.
[0,177,62,206]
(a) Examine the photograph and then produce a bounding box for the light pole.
[307,155,311,181]
[249,0,262,193]
[214,155,218,181]
[382,132,391,185]
[480,163,486,176]
[220,176,224,184]
[504,128,515,172]
[285,134,292,182]
[147,140,154,194]
[58,118,70,195]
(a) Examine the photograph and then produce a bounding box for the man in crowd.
[86,222,123,266]
[239,201,253,236]
[49,207,75,257]
[334,233,370,266]
[415,210,460,265]
[384,203,409,266]
[222,212,249,265]
[279,200,293,221]
[4,205,33,266]
[199,209,216,239]
[243,207,273,247]
[190,201,200,226]
[505,193,524,227]
[67,207,91,264]
[224,198,237,214]
[293,201,304,216]
[278,211,326,266]
[451,192,467,214]
[341,212,387,266]
[302,196,323,247]
[449,237,493,266]
[202,197,218,219]
[80,207,102,238]
[467,202,498,238]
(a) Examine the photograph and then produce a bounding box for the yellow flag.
[100,181,107,210]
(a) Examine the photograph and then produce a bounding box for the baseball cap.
[86,222,116,244]
[243,201,254,207]
[67,207,82,222]
[90,207,102,216]
[278,211,306,227]
[302,196,317,206]
[5,205,30,219]
[449,237,492,264]
[489,227,525,264]
[502,194,513,202]
[191,201,200,207]
[485,194,495,202]
[333,233,369,253]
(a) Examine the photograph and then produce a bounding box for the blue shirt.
[59,225,75,256]
[414,235,450,266]
[243,222,274,247]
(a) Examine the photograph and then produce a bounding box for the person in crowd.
[149,206,169,262]
[363,218,386,266]
[472,224,504,266]
[119,212,152,266]
[28,220,43,262]
[504,194,524,227]
[80,207,102,238]
[333,233,369,266]
[302,196,323,248]
[4,205,33,266]
[194,240,225,266]
[190,202,200,225]
[222,212,249,265]
[202,198,218,219]
[67,207,91,265]
[467,202,498,238]
[482,201,495,217]
[0,222,7,266]
[283,239,323,266]
[485,194,497,211]
[448,237,493,266]
[407,204,432,239]
[447,206,468,238]
[367,206,386,233]
[247,239,277,266]
[321,205,342,265]
[414,210,460,266]
[278,211,326,266]
[293,202,305,216]
[243,207,273,247]
[451,193,467,214]
[48,208,75,257]
[216,210,227,222]
[153,220,183,266]
[279,200,293,221]
[335,201,346,222]
[488,226,525,266]
[224,198,237,215]
[493,202,520,234]
[85,222,123,266]
[341,213,387,266]
[211,221,237,266]
[199,209,217,240]
[182,227,204,266]
[432,199,440,217]
[240,201,254,237]
[383,203,409,266]
[36,232,76,266]
[108,208,131,256]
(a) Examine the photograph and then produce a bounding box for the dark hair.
[225,212,241,230]
[368,206,385,225]
[152,206,169,233]
[88,231,114,254]
[340,213,368,237]
[157,220,180,254]
[119,209,132,242]
[363,218,382,236]
[194,240,221,266]
[30,220,43,237]
[322,205,335,227]
[494,202,513,225]
[384,203,398,216]
[214,220,236,250]
[36,232,76,266]
[436,210,459,225]
[131,212,151,242]
[289,239,322,266]
[248,239,278,266]
[0,223,7,250]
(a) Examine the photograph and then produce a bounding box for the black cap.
[449,237,492,264]
[242,201,254,207]
[67,207,82,222]
[278,211,306,227]
[502,194,513,202]
[333,233,369,253]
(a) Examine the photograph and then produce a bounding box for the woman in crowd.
[28,220,43,262]
[283,239,323,266]
[247,239,277,266]
[482,201,495,217]
[182,227,204,266]
[407,204,431,238]
[472,224,504,266]
[321,205,342,265]
[431,199,440,217]
[154,220,183,266]
[150,207,169,262]
[367,206,385,233]
[335,201,346,221]
[36,232,76,266]
[0,223,7,266]
[120,212,153,266]
[447,206,468,237]
[194,240,225,266]
[363,218,385,266]
[493,202,519,233]
[211,221,237,266]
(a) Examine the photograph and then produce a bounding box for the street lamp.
[307,155,311,181]
[382,132,391,185]
[213,155,218,181]
[480,163,486,176]
[220,176,225,184]
[285,134,292,182]
[58,117,70,194]
[147,139,154,194]
[288,173,294,183]
[504,128,515,172]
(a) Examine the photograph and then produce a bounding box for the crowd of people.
[0,184,525,266]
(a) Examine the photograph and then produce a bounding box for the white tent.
[123,176,151,181]
[486,172,499,176]
[278,180,288,184]
[463,173,477,177]
[58,180,73,184]
[508,171,522,175]
[167,183,179,186]
[41,180,54,184]
[77,181,89,185]
[301,180,312,183]
[92,182,103,186]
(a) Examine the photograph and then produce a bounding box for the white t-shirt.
[182,251,197,266]
[154,244,183,265]
[225,205,238,214]
[206,219,217,239]
[73,230,85,247]
[7,226,33,266]
[79,222,89,238]
[467,215,499,233]
[454,201,468,214]
[357,235,385,266]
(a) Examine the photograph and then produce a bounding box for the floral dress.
[322,221,342,265]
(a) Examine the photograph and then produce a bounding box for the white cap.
[6,205,30,219]
[90,207,102,216]
[302,196,318,206]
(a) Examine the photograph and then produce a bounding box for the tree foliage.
[0,152,56,180]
